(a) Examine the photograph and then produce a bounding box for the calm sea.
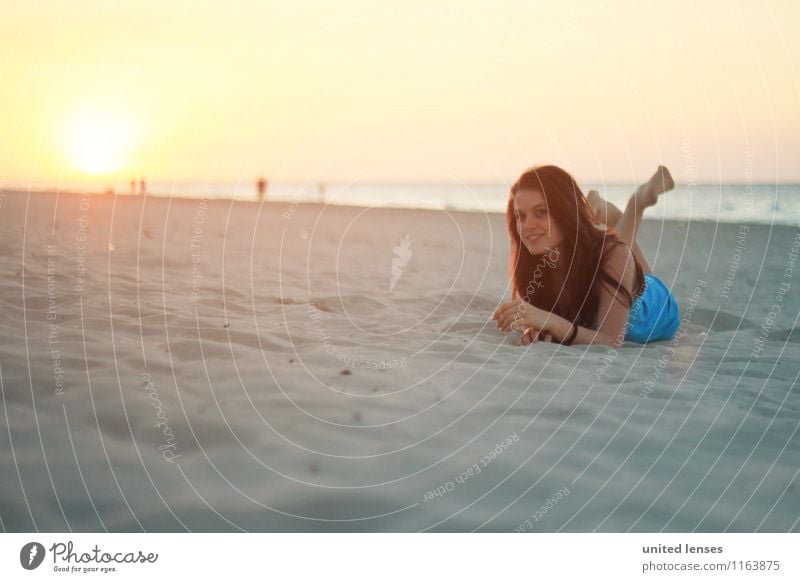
[11,181,800,226]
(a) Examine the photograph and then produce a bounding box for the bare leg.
[587,166,674,274]
[587,189,623,227]
[587,189,652,272]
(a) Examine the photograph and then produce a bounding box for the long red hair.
[507,165,644,328]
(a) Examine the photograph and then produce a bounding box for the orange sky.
[1,0,799,184]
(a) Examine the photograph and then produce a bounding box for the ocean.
[6,181,800,226]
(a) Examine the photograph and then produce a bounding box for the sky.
[1,0,799,185]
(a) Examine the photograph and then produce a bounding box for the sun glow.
[62,106,138,176]
[0,2,797,183]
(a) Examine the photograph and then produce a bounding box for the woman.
[492,165,680,347]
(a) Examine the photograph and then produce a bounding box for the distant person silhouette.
[257,176,269,202]
[318,183,327,203]
[130,178,136,195]
[139,177,147,196]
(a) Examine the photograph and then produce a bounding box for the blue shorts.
[625,273,680,344]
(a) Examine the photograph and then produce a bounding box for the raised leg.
[588,189,653,272]
[587,189,623,227]
[587,166,674,274]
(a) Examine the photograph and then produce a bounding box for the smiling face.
[513,188,564,255]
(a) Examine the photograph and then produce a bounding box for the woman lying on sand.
[492,165,680,347]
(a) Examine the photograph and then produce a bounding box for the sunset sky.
[1,0,798,185]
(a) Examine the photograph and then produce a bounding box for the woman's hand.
[492,299,550,333]
[515,327,554,346]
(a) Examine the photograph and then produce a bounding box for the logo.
[389,234,413,294]
[20,542,46,570]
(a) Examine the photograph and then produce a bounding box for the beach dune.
[0,190,798,532]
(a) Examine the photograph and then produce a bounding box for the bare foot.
[587,189,602,219]
[587,189,600,207]
[634,165,675,208]
[587,189,623,227]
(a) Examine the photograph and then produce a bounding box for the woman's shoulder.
[599,239,637,287]
[600,237,633,264]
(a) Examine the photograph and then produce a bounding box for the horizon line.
[4,179,800,188]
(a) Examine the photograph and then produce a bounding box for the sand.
[0,189,798,532]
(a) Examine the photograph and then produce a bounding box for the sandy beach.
[0,189,798,532]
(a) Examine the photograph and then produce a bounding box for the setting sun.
[62,105,137,176]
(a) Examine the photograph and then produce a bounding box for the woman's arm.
[516,327,555,346]
[536,312,619,346]
[594,242,637,345]
[495,301,620,346]
[494,243,636,347]
[552,242,636,346]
